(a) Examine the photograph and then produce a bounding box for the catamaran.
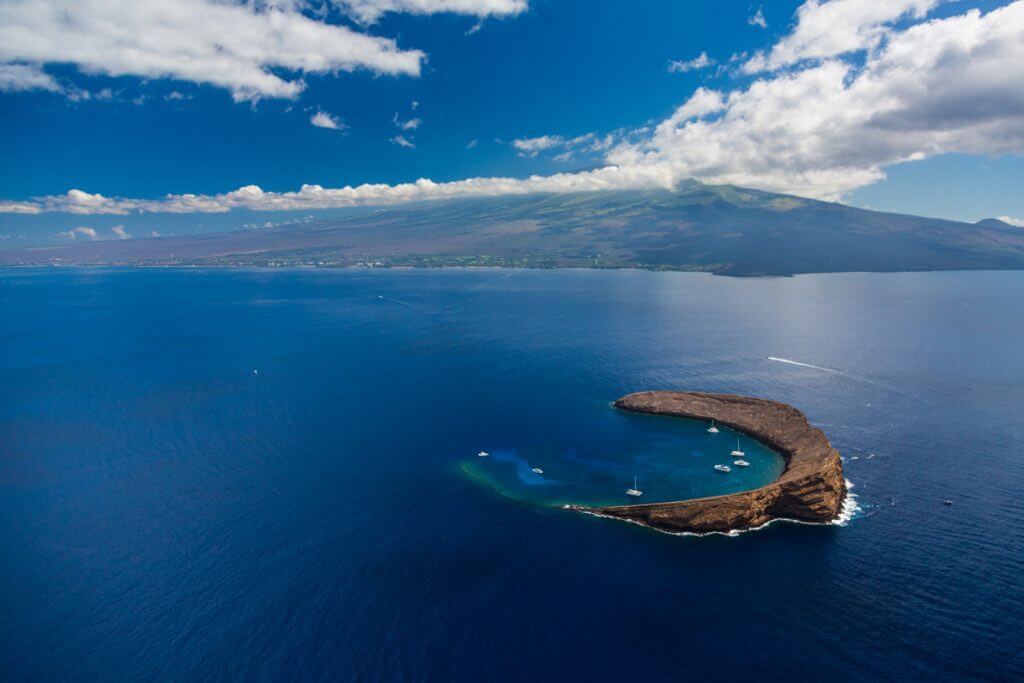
[626,476,643,497]
[731,439,745,457]
[707,420,719,434]
[714,464,731,473]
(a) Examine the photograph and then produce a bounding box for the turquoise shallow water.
[462,412,784,507]
[1,267,1023,680]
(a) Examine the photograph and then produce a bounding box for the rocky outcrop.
[569,391,846,534]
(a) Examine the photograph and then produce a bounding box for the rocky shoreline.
[568,391,847,535]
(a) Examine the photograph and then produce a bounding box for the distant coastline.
[4,187,1024,276]
[568,391,847,535]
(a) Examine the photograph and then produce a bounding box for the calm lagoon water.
[1,267,1023,680]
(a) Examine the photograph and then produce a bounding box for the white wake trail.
[766,355,914,399]
[767,356,844,375]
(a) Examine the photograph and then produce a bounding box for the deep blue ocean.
[2,267,1023,681]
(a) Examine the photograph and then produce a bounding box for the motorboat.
[734,459,750,467]
[477,451,489,457]
[532,467,544,475]
[714,464,731,473]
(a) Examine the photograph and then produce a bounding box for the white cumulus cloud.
[58,226,99,239]
[0,0,426,101]
[998,216,1024,227]
[744,0,938,73]
[3,0,1024,212]
[311,110,347,130]
[608,0,1024,200]
[111,225,131,239]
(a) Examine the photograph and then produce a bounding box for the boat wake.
[376,295,432,315]
[767,356,911,397]
[767,356,846,374]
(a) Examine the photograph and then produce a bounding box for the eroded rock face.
[571,391,847,535]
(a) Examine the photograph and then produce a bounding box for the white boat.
[714,464,731,473]
[626,476,643,497]
[477,451,489,457]
[731,439,745,457]
[734,459,750,467]
[532,467,544,475]
[707,420,719,434]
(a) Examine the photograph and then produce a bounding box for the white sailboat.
[731,439,745,457]
[707,420,719,434]
[714,464,731,473]
[626,476,643,497]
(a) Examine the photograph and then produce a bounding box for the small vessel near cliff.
[626,476,643,497]
[714,464,731,473]
[478,451,489,457]
[532,467,544,475]
[731,439,745,457]
[734,459,750,467]
[707,420,719,434]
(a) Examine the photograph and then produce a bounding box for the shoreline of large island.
[567,391,848,535]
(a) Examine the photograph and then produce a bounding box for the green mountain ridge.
[4,181,1024,276]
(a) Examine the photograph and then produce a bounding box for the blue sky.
[1,0,1023,245]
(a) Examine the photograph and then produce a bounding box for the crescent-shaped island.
[567,391,848,535]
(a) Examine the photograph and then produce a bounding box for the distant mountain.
[5,181,1024,276]
[975,217,1017,230]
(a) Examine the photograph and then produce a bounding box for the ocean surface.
[1,267,1023,681]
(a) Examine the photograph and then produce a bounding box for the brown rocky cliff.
[571,391,847,534]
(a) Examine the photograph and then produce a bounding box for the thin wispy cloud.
[512,135,565,157]
[0,63,62,93]
[391,135,415,148]
[748,6,767,29]
[393,113,421,131]
[512,132,615,160]
[667,52,714,73]
[335,0,528,25]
